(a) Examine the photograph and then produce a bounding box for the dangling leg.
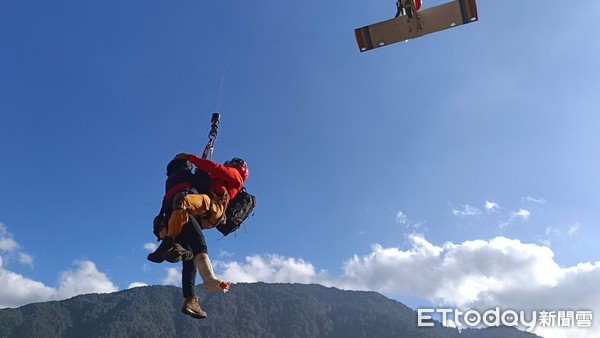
[177,210,227,318]
[194,253,231,292]
[181,258,207,319]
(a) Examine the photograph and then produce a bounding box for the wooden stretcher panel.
[355,0,478,52]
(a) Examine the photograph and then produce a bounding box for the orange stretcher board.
[355,0,478,52]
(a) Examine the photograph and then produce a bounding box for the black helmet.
[166,158,192,176]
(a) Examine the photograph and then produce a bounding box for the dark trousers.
[177,219,208,298]
[182,259,196,298]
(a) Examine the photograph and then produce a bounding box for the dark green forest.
[0,283,538,338]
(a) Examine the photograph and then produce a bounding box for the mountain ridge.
[0,282,538,337]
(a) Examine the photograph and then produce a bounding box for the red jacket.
[188,154,244,202]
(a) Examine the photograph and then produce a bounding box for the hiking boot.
[164,243,194,263]
[146,251,165,263]
[146,237,174,263]
[181,296,207,319]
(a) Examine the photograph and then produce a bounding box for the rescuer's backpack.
[216,187,256,236]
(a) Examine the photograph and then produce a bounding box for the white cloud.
[499,208,532,229]
[543,223,581,246]
[0,238,17,252]
[0,223,17,252]
[521,196,547,204]
[498,221,510,229]
[540,223,581,252]
[162,268,181,286]
[0,260,118,309]
[56,261,118,299]
[128,282,147,289]
[0,223,35,268]
[220,255,330,285]
[218,235,590,304]
[511,209,531,221]
[393,211,425,231]
[451,205,482,216]
[450,199,540,229]
[545,226,559,236]
[567,222,580,237]
[0,223,36,269]
[219,250,234,258]
[0,258,56,308]
[484,201,500,211]
[144,243,158,252]
[18,252,33,266]
[538,239,552,247]
[396,211,408,224]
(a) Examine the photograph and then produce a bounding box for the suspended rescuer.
[148,153,250,318]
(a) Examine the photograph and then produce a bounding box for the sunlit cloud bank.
[220,255,331,285]
[0,221,118,308]
[219,235,599,338]
[0,259,118,308]
[1,217,597,337]
[220,235,599,310]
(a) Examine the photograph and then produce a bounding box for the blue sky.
[1,1,599,337]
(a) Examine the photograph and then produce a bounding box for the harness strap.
[164,182,193,201]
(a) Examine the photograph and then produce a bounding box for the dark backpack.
[217,187,256,236]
